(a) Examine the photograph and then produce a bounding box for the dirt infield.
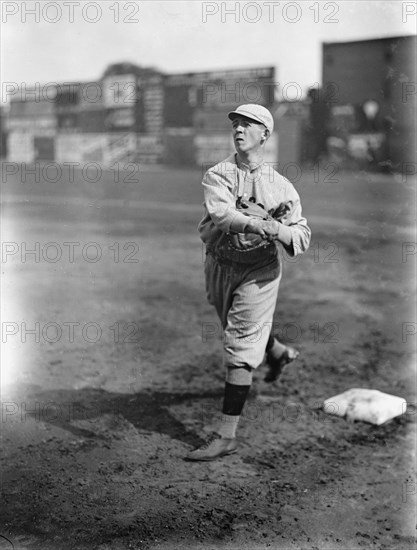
[1,164,416,549]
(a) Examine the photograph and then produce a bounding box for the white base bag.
[323,388,407,425]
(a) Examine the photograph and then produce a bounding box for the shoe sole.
[185,448,238,462]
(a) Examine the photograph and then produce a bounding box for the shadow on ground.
[23,385,225,447]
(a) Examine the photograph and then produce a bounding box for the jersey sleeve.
[277,183,311,257]
[202,168,249,234]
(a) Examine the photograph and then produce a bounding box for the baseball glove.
[270,200,293,223]
[227,199,293,251]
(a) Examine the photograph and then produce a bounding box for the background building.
[272,100,310,171]
[322,35,416,171]
[5,64,277,167]
[5,36,415,171]
[164,66,276,166]
[0,107,7,159]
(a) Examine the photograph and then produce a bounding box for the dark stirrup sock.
[217,382,251,438]
[216,365,253,439]
[222,382,251,416]
[266,333,275,352]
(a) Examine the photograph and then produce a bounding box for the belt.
[207,248,278,269]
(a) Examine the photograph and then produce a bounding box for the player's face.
[231,116,267,154]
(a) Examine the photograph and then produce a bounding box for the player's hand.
[260,219,280,239]
[245,218,280,240]
[244,218,268,238]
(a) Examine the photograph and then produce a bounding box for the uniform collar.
[234,153,264,173]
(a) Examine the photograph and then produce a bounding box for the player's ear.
[261,128,270,143]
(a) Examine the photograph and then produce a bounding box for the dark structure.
[0,107,7,158]
[6,63,275,166]
[303,87,331,164]
[322,35,416,171]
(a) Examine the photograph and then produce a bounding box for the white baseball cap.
[228,104,274,133]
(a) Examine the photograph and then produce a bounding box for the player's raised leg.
[264,333,299,383]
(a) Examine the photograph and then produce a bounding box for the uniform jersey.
[198,153,311,265]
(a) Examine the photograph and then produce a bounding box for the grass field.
[1,162,416,550]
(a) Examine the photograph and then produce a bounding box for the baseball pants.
[205,252,282,369]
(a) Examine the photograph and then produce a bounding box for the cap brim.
[228,111,241,122]
[227,111,264,126]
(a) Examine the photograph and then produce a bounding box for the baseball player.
[186,104,311,461]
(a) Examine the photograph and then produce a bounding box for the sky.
[1,0,416,102]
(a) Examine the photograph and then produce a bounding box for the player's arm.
[272,194,311,257]
[202,169,254,234]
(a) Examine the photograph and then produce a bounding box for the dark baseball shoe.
[185,432,237,461]
[264,346,299,383]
